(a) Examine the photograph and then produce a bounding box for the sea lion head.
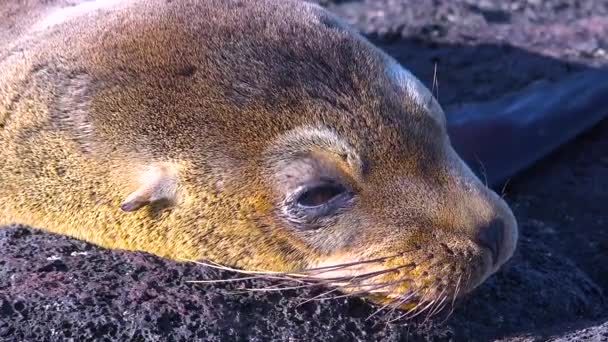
[213,1,518,310]
[9,0,517,311]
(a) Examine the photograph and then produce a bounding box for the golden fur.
[0,0,517,308]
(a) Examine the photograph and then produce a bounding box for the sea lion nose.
[475,219,504,264]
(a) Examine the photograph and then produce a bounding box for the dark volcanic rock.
[550,321,608,342]
[2,0,608,340]
[0,212,605,341]
[0,226,449,341]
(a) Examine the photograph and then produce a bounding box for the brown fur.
[0,0,517,306]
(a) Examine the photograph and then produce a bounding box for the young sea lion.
[0,0,517,309]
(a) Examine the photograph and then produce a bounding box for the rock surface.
[2,0,608,340]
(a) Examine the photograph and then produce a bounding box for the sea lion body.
[0,0,517,306]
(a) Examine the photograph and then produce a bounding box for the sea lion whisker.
[432,296,450,319]
[351,263,416,280]
[296,287,343,306]
[248,276,363,292]
[410,298,438,321]
[302,273,405,301]
[453,273,463,304]
[424,287,449,322]
[501,178,512,198]
[298,278,406,306]
[385,287,424,318]
[293,263,415,285]
[393,287,434,321]
[423,291,441,323]
[431,62,439,102]
[464,270,473,290]
[314,282,397,301]
[475,155,489,187]
[441,273,464,325]
[241,279,329,291]
[235,283,323,292]
[366,287,418,321]
[187,273,311,285]
[395,294,437,322]
[183,259,286,275]
[397,302,427,322]
[294,254,403,275]
[301,286,388,304]
[284,267,402,282]
[338,279,405,289]
[430,291,449,318]
[219,275,396,295]
[183,259,309,280]
[366,302,394,321]
[425,295,450,323]
[187,259,283,276]
[187,276,274,284]
[217,289,253,296]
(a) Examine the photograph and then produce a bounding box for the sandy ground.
[2,0,608,340]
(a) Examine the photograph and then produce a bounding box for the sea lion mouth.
[334,272,469,321]
[295,254,480,320]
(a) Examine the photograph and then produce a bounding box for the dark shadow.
[369,36,608,186]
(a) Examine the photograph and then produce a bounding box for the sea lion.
[0,0,517,310]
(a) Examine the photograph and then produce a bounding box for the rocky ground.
[2,0,608,341]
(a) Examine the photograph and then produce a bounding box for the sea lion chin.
[0,0,517,312]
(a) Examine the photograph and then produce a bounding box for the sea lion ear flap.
[120,163,179,212]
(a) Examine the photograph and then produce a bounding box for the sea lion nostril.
[475,219,504,264]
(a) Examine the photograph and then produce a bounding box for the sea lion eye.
[297,183,347,208]
[283,181,353,228]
